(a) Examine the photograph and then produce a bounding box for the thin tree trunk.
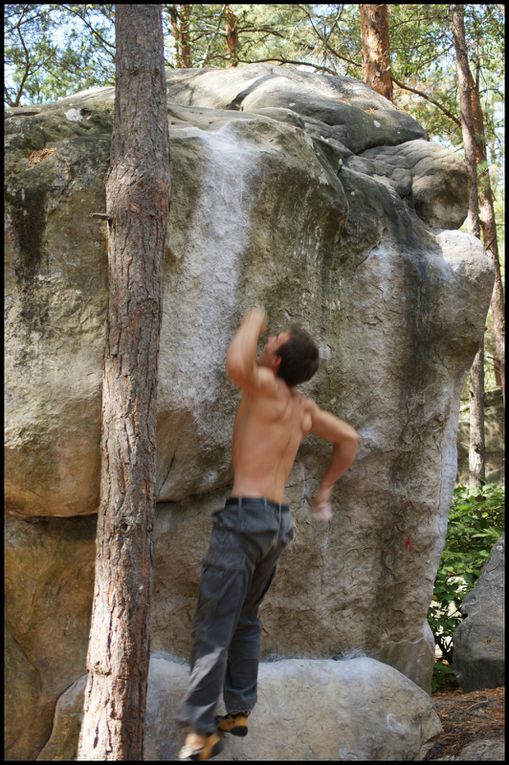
[77,4,171,760]
[470,43,505,402]
[451,4,486,487]
[225,6,239,67]
[359,4,393,101]
[468,342,486,487]
[169,5,181,66]
[180,4,192,67]
[479,200,505,401]
[168,4,192,68]
[452,5,480,237]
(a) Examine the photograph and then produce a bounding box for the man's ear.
[272,354,282,371]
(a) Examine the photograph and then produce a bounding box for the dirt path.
[425,686,505,760]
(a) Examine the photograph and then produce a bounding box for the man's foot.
[216,712,249,737]
[178,731,223,761]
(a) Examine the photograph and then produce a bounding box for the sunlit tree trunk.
[77,5,171,759]
[468,340,486,486]
[180,4,192,67]
[225,6,239,67]
[169,4,193,68]
[470,32,505,403]
[451,4,486,487]
[360,4,393,100]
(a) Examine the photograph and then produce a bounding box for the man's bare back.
[231,383,313,503]
[226,308,360,515]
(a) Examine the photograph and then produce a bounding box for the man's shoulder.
[292,391,320,416]
[296,391,317,407]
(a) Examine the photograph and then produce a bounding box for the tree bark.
[469,36,505,402]
[77,4,170,760]
[168,4,192,68]
[360,4,393,101]
[451,4,486,486]
[225,6,239,67]
[451,5,480,237]
[468,342,486,487]
[180,4,192,67]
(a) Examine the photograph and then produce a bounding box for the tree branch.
[59,4,116,54]
[236,56,339,77]
[392,75,462,127]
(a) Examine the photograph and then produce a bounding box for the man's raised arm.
[226,308,274,394]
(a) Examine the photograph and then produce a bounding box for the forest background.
[4,3,505,687]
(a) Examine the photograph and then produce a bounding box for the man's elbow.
[226,354,246,385]
[339,429,360,452]
[226,359,239,384]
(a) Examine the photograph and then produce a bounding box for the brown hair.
[275,325,319,387]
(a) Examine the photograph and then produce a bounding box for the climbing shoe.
[216,712,249,737]
[178,732,223,761]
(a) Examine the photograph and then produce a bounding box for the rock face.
[4,515,96,760]
[4,64,495,760]
[455,738,506,761]
[38,655,442,761]
[452,534,505,691]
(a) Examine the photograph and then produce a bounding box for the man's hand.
[312,485,332,522]
[244,306,267,333]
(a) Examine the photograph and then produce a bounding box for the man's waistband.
[226,496,290,512]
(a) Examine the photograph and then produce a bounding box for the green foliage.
[4,4,115,106]
[431,658,458,693]
[428,483,505,689]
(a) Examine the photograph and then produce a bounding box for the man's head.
[258,324,319,387]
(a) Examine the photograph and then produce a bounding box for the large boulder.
[4,64,495,759]
[38,655,442,761]
[4,515,96,760]
[5,64,485,519]
[452,534,505,691]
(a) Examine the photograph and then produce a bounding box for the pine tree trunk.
[451,5,480,237]
[469,342,486,487]
[168,4,192,68]
[451,4,487,486]
[479,199,505,402]
[180,4,192,67]
[359,4,393,101]
[225,6,239,67]
[470,59,505,402]
[77,5,170,760]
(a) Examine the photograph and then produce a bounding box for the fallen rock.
[455,737,505,760]
[39,655,442,761]
[452,534,505,691]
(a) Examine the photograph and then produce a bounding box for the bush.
[428,483,505,691]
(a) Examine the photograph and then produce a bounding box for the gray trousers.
[177,496,294,734]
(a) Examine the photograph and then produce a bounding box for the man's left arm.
[309,402,360,519]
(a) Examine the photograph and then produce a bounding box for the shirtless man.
[178,308,359,761]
